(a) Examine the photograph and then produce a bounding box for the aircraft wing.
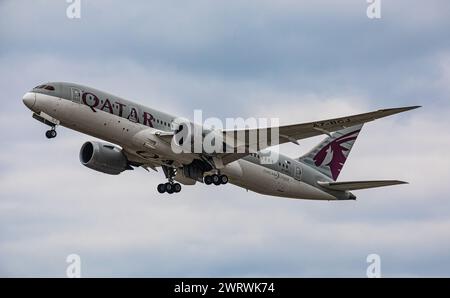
[222,106,420,154]
[317,180,408,191]
[126,106,419,169]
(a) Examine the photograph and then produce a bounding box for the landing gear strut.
[204,174,228,186]
[158,165,182,194]
[45,127,57,139]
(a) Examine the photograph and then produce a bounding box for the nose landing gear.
[31,113,58,139]
[45,127,57,139]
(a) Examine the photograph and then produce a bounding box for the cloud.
[1,0,450,277]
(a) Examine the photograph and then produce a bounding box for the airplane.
[22,82,419,200]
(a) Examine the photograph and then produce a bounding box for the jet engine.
[79,141,131,175]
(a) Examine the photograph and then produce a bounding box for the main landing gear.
[157,182,181,194]
[204,174,228,186]
[158,165,182,194]
[45,127,57,139]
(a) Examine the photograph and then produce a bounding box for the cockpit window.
[34,84,55,91]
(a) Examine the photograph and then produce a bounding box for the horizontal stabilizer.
[317,180,408,191]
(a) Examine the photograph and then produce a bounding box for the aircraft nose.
[22,92,36,109]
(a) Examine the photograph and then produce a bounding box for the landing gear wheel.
[45,129,57,139]
[204,175,212,185]
[157,183,166,193]
[220,175,229,185]
[212,174,221,186]
[173,183,182,193]
[165,182,174,194]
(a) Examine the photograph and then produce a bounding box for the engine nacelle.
[79,141,130,175]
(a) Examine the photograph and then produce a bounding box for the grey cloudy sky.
[1,0,450,277]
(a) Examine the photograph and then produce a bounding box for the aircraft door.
[71,87,81,103]
[294,166,302,181]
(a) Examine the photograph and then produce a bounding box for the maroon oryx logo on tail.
[313,130,360,180]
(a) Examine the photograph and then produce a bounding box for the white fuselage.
[24,90,339,200]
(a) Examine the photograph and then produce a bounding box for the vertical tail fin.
[298,124,363,181]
